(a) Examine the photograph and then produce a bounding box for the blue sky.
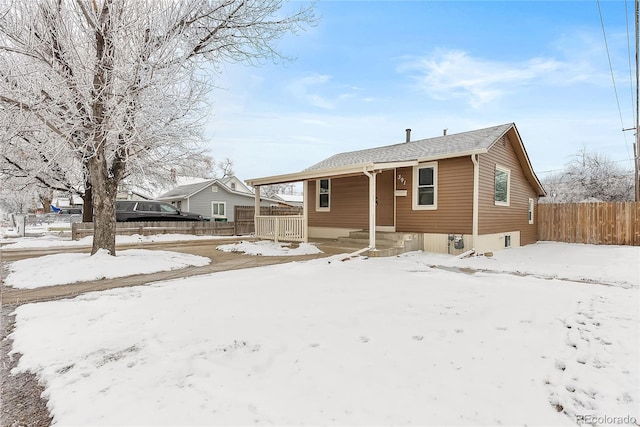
[205,1,637,184]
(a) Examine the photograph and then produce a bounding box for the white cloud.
[398,49,592,108]
[287,73,336,109]
[286,74,374,110]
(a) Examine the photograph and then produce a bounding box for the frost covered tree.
[0,0,315,255]
[216,158,235,178]
[541,149,634,203]
[258,183,296,197]
[0,115,88,213]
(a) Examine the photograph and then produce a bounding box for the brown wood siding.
[307,175,369,228]
[396,157,474,234]
[478,135,538,244]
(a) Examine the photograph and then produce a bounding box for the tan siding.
[396,157,473,234]
[307,175,369,228]
[478,135,538,244]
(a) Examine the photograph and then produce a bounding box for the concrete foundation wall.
[474,231,521,253]
[309,226,362,240]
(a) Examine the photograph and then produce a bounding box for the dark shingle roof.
[305,123,513,171]
[156,180,215,199]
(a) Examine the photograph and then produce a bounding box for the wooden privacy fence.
[72,221,236,240]
[234,205,303,235]
[538,202,640,246]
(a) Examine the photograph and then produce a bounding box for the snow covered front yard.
[7,243,640,426]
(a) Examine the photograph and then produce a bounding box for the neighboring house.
[218,176,253,194]
[51,195,84,209]
[246,123,546,254]
[155,176,282,221]
[116,190,152,201]
[272,194,304,207]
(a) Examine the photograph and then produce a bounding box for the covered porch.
[247,161,424,252]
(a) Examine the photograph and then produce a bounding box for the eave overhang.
[245,151,490,187]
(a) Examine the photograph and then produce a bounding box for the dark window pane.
[418,187,434,206]
[419,167,433,186]
[319,194,329,208]
[319,179,329,192]
[160,204,177,213]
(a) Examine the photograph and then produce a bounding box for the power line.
[625,0,636,127]
[597,0,634,162]
[537,157,636,175]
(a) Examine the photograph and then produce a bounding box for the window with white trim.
[316,178,330,211]
[211,201,226,218]
[528,198,534,224]
[412,162,437,210]
[494,165,510,206]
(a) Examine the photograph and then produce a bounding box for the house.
[155,176,284,222]
[116,190,152,201]
[246,123,546,255]
[272,193,304,207]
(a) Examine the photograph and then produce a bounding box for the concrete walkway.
[0,238,364,306]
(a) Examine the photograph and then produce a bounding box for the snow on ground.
[217,240,323,256]
[4,249,210,289]
[0,232,239,249]
[7,243,639,425]
[426,242,640,288]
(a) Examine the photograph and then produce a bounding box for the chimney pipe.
[443,128,448,136]
[405,128,411,143]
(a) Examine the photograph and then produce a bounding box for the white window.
[412,162,438,210]
[211,185,218,192]
[528,198,534,224]
[494,165,510,206]
[316,178,330,211]
[211,201,226,218]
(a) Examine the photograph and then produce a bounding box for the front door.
[376,169,395,228]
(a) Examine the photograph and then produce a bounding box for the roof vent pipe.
[443,128,448,136]
[405,128,411,143]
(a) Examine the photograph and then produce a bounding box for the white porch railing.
[255,215,306,242]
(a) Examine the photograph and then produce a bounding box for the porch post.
[254,185,261,236]
[302,180,309,242]
[363,169,376,249]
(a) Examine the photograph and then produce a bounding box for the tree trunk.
[39,195,52,213]
[82,180,93,223]
[89,157,118,256]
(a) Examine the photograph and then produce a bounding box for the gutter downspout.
[362,168,377,250]
[471,154,479,253]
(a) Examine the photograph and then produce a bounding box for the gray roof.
[156,180,215,200]
[305,123,513,171]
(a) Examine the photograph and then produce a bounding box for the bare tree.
[258,183,296,198]
[0,0,315,255]
[541,149,634,203]
[216,157,235,178]
[0,122,87,212]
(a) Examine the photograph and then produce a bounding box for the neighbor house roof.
[247,123,545,196]
[156,180,216,200]
[156,176,287,203]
